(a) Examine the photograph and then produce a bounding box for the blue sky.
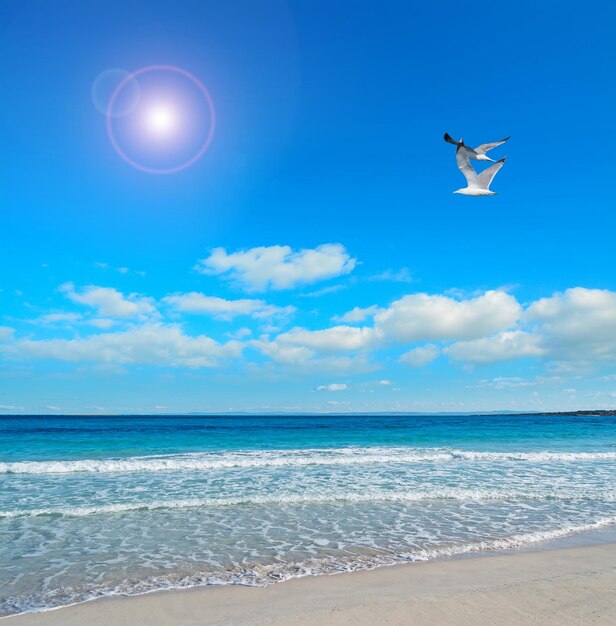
[1,0,615,414]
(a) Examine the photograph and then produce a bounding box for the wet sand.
[4,542,616,625]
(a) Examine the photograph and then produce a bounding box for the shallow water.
[1,413,616,616]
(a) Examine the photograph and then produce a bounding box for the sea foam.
[3,486,616,519]
[3,447,616,475]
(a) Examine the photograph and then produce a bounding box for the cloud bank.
[3,258,615,378]
[7,324,241,368]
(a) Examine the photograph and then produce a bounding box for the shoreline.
[4,541,616,625]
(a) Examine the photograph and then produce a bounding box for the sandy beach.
[4,542,616,625]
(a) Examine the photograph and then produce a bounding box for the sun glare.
[106,65,215,173]
[145,104,177,136]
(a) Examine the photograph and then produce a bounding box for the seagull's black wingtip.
[499,156,507,163]
[444,132,462,146]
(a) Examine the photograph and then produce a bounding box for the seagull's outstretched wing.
[456,146,478,187]
[475,137,510,155]
[477,157,506,190]
[444,132,460,146]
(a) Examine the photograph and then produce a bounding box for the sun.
[106,65,215,174]
[144,104,177,136]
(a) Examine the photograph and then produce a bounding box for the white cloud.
[378,379,392,385]
[367,268,413,283]
[524,287,616,363]
[164,292,295,321]
[254,340,316,365]
[273,325,376,353]
[445,331,544,364]
[61,283,156,319]
[251,336,373,373]
[29,313,114,330]
[38,312,82,325]
[476,377,538,389]
[95,262,146,276]
[300,284,347,298]
[334,305,379,323]
[400,344,439,367]
[195,244,356,291]
[445,287,616,366]
[88,318,115,329]
[0,326,15,340]
[227,327,252,339]
[375,291,520,343]
[251,324,377,373]
[315,383,348,392]
[6,324,243,369]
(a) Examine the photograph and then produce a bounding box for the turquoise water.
[1,413,616,616]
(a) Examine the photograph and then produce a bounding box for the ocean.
[1,413,616,616]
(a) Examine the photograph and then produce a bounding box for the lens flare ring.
[106,65,215,175]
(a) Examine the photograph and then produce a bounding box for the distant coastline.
[535,409,616,416]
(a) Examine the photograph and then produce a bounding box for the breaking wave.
[3,447,616,475]
[3,486,616,519]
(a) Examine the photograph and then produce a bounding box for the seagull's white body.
[444,132,510,162]
[453,145,506,196]
[454,186,497,196]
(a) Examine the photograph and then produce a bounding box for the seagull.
[444,132,510,162]
[453,145,506,196]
